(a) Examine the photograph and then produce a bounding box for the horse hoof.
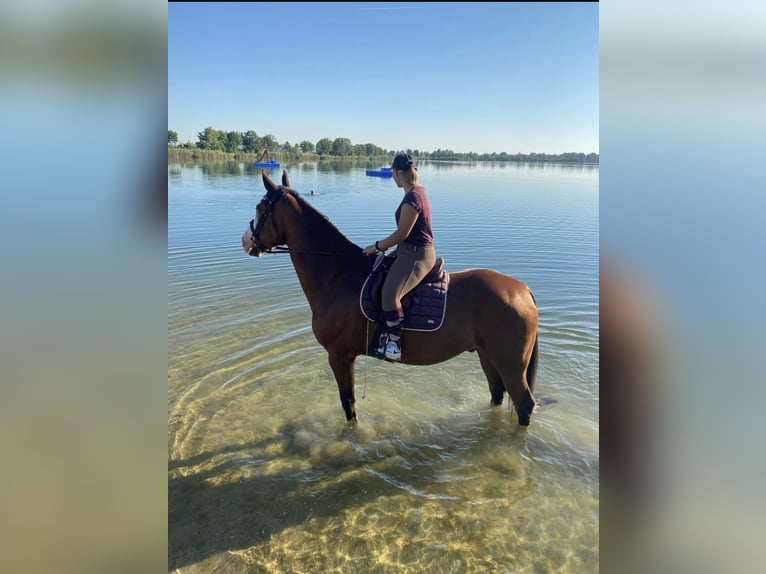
[517,392,535,426]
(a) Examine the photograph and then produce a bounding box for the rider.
[363,153,436,361]
[255,149,270,163]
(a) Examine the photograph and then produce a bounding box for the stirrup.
[374,331,388,359]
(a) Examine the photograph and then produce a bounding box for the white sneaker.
[384,340,401,361]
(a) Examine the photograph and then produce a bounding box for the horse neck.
[278,195,367,311]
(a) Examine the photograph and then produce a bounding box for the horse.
[241,170,540,426]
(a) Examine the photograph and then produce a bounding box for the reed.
[168,147,392,163]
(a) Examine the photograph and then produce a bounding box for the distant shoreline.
[167,147,599,165]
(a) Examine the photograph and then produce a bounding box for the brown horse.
[241,170,539,426]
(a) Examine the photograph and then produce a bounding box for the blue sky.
[169,2,598,155]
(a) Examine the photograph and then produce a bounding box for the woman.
[363,153,436,361]
[255,149,270,163]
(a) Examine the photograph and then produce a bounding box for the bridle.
[248,188,284,257]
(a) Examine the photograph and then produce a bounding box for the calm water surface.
[168,160,599,573]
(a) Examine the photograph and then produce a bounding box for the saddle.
[360,254,450,334]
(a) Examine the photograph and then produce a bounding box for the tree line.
[168,128,598,164]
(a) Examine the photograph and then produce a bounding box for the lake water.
[168,160,599,573]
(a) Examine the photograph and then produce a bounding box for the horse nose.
[241,231,252,253]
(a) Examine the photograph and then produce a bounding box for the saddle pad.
[360,261,449,332]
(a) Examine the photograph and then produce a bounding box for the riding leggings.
[381,242,436,312]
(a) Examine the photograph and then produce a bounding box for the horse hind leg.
[485,351,535,426]
[501,365,535,426]
[478,349,505,405]
[515,333,540,425]
[484,325,538,425]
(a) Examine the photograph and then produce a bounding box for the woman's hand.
[362,244,379,255]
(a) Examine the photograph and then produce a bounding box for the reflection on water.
[195,160,243,178]
[317,159,359,173]
[169,160,598,572]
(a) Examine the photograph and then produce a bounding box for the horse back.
[447,268,537,325]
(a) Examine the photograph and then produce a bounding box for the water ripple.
[169,162,599,573]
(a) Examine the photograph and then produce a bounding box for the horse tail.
[526,288,539,394]
[526,333,539,394]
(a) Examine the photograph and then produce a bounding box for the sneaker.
[384,340,401,361]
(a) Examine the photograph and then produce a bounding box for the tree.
[224,131,243,153]
[168,130,178,146]
[331,137,353,157]
[261,133,279,151]
[315,138,333,155]
[196,126,223,150]
[182,124,598,164]
[241,130,263,153]
[280,141,300,154]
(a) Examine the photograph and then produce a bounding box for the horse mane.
[284,189,362,255]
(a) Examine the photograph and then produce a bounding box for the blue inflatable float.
[365,167,393,177]
[253,159,281,169]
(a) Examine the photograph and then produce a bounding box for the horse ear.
[262,170,277,193]
[282,170,291,188]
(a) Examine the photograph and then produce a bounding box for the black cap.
[392,153,414,171]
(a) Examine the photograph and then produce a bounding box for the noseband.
[248,189,284,256]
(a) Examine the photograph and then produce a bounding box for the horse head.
[241,169,292,257]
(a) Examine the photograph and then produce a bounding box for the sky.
[169,2,599,155]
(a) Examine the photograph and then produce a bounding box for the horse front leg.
[328,352,357,422]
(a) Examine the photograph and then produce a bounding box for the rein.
[258,246,363,256]
[248,189,368,258]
